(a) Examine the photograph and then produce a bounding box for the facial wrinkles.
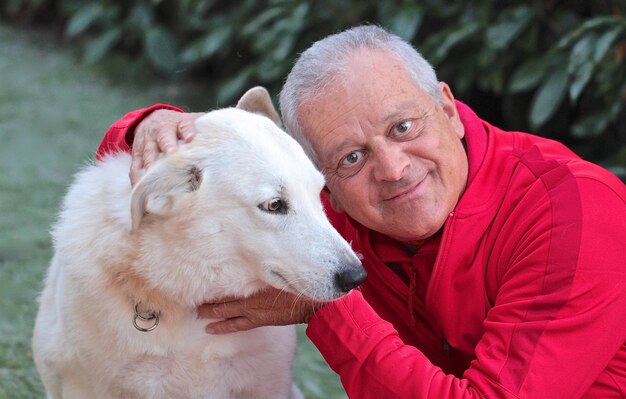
[303,98,368,172]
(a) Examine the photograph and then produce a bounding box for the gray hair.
[279,24,442,165]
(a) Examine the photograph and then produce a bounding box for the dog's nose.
[334,266,367,293]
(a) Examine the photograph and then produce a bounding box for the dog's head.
[129,87,365,307]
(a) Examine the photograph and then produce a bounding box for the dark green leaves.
[530,66,568,128]
[486,6,533,50]
[144,27,179,74]
[3,0,624,171]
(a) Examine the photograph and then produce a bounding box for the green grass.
[0,22,345,399]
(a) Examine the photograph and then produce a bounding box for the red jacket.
[98,102,626,398]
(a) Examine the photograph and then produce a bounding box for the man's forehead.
[295,50,438,159]
[299,86,433,133]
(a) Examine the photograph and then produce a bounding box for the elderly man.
[97,26,626,398]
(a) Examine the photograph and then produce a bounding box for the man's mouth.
[383,174,428,202]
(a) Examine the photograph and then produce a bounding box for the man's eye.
[392,120,413,136]
[332,149,367,178]
[341,150,364,166]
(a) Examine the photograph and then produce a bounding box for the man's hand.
[197,287,325,334]
[130,109,205,185]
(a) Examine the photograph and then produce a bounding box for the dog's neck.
[105,260,188,328]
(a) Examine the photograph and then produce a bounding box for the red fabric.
[308,102,626,398]
[96,102,626,398]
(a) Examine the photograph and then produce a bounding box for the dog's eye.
[268,199,282,212]
[259,198,288,214]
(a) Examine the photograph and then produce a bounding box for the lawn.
[0,22,344,399]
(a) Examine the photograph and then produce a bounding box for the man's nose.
[372,142,410,182]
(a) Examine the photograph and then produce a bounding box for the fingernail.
[182,131,194,142]
[164,145,177,154]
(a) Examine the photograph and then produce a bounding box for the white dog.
[32,87,366,399]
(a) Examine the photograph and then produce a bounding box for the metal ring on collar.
[133,303,160,332]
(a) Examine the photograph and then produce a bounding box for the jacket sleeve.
[465,171,626,399]
[307,291,488,399]
[96,104,183,159]
[307,172,626,398]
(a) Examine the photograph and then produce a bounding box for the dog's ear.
[236,86,282,127]
[130,161,202,231]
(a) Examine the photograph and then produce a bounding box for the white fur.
[33,106,362,399]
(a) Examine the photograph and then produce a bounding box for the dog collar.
[132,302,160,332]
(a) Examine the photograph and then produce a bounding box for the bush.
[2,0,625,172]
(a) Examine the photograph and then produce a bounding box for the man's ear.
[236,86,282,127]
[322,186,345,214]
[130,161,202,231]
[438,82,465,139]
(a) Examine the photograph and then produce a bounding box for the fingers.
[205,318,256,334]
[177,113,204,143]
[196,287,325,335]
[198,300,258,335]
[180,130,196,143]
[129,110,203,186]
[155,130,179,155]
[129,162,144,186]
[129,126,146,185]
[197,300,242,320]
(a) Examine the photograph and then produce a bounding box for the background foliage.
[2,0,625,174]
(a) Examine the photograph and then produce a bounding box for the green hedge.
[3,0,625,173]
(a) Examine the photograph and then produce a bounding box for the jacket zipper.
[442,338,452,357]
[433,212,456,357]
[408,263,418,326]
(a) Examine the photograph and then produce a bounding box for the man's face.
[298,49,468,245]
